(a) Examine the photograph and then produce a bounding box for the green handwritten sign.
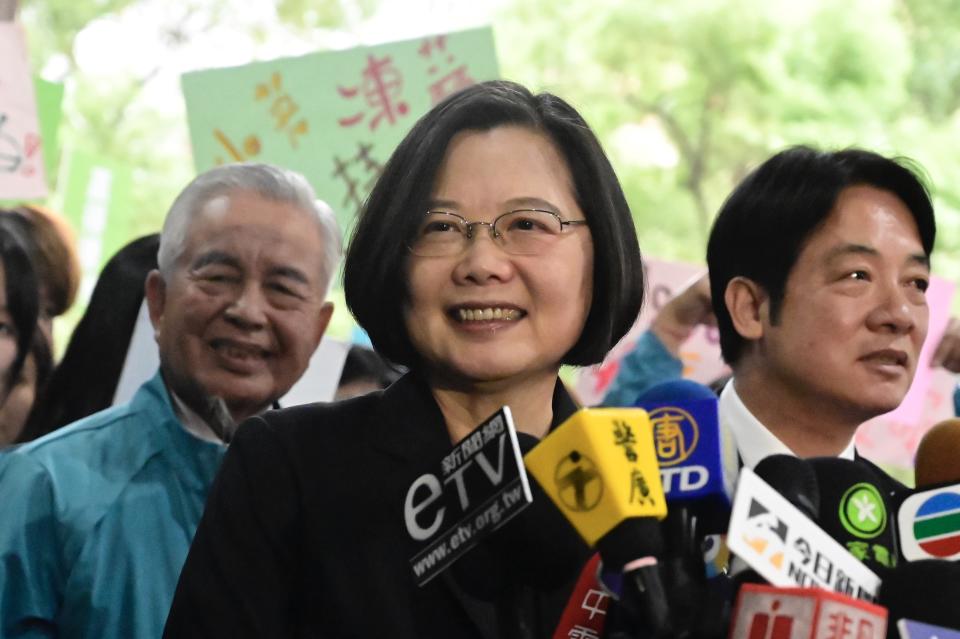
[182,27,499,234]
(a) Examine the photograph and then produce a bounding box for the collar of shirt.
[170,391,223,444]
[718,378,855,496]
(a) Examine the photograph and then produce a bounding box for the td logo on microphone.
[635,397,723,499]
[650,406,699,466]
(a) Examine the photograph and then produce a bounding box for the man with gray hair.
[0,163,340,639]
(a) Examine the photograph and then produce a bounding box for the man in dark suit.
[705,146,935,497]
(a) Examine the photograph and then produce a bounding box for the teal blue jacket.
[0,371,226,639]
[600,330,684,407]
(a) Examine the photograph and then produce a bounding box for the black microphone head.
[596,517,665,571]
[807,456,898,572]
[753,454,820,520]
[877,559,960,629]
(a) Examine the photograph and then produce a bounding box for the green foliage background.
[18,0,960,339]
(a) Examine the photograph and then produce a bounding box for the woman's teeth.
[457,308,521,321]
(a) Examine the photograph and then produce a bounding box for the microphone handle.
[618,562,675,638]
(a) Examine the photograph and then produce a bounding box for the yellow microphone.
[523,407,667,547]
[526,407,673,635]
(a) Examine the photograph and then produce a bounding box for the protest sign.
[182,27,499,234]
[0,23,47,199]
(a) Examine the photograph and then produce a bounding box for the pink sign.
[575,259,728,406]
[0,23,47,200]
[857,277,957,469]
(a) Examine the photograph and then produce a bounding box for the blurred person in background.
[0,204,79,440]
[1,331,53,442]
[164,80,645,638]
[333,343,405,401]
[601,272,716,406]
[930,315,960,417]
[0,164,340,639]
[0,221,40,445]
[16,234,159,442]
[4,204,81,346]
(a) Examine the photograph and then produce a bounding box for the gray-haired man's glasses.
[407,209,589,257]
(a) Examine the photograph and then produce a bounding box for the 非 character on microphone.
[163,80,646,639]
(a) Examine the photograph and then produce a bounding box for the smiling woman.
[165,80,645,638]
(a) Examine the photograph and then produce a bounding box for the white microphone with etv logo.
[727,466,882,601]
[404,406,534,586]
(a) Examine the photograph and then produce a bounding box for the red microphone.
[729,583,888,639]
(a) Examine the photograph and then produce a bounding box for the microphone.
[727,455,820,580]
[633,379,732,636]
[806,457,899,572]
[726,456,882,600]
[914,419,960,488]
[879,421,960,632]
[896,418,960,563]
[710,455,823,638]
[402,406,536,585]
[897,618,960,638]
[524,407,672,637]
[877,559,960,632]
[633,379,731,539]
[729,582,888,638]
[752,455,820,520]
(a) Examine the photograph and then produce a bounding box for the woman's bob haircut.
[344,80,644,368]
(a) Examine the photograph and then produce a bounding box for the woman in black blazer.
[164,80,646,639]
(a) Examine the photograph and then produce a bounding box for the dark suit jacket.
[163,373,590,639]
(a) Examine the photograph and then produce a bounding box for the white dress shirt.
[718,379,856,496]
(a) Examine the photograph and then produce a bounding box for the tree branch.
[0,0,18,21]
[626,92,714,237]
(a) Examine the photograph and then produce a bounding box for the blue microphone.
[633,379,730,536]
[633,379,732,638]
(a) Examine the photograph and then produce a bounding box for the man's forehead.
[802,188,925,261]
[180,204,323,273]
[196,190,314,226]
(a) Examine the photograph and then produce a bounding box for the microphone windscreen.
[595,518,665,571]
[634,378,730,535]
[877,559,960,629]
[807,457,899,572]
[915,419,960,488]
[753,454,820,520]
[634,378,717,403]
